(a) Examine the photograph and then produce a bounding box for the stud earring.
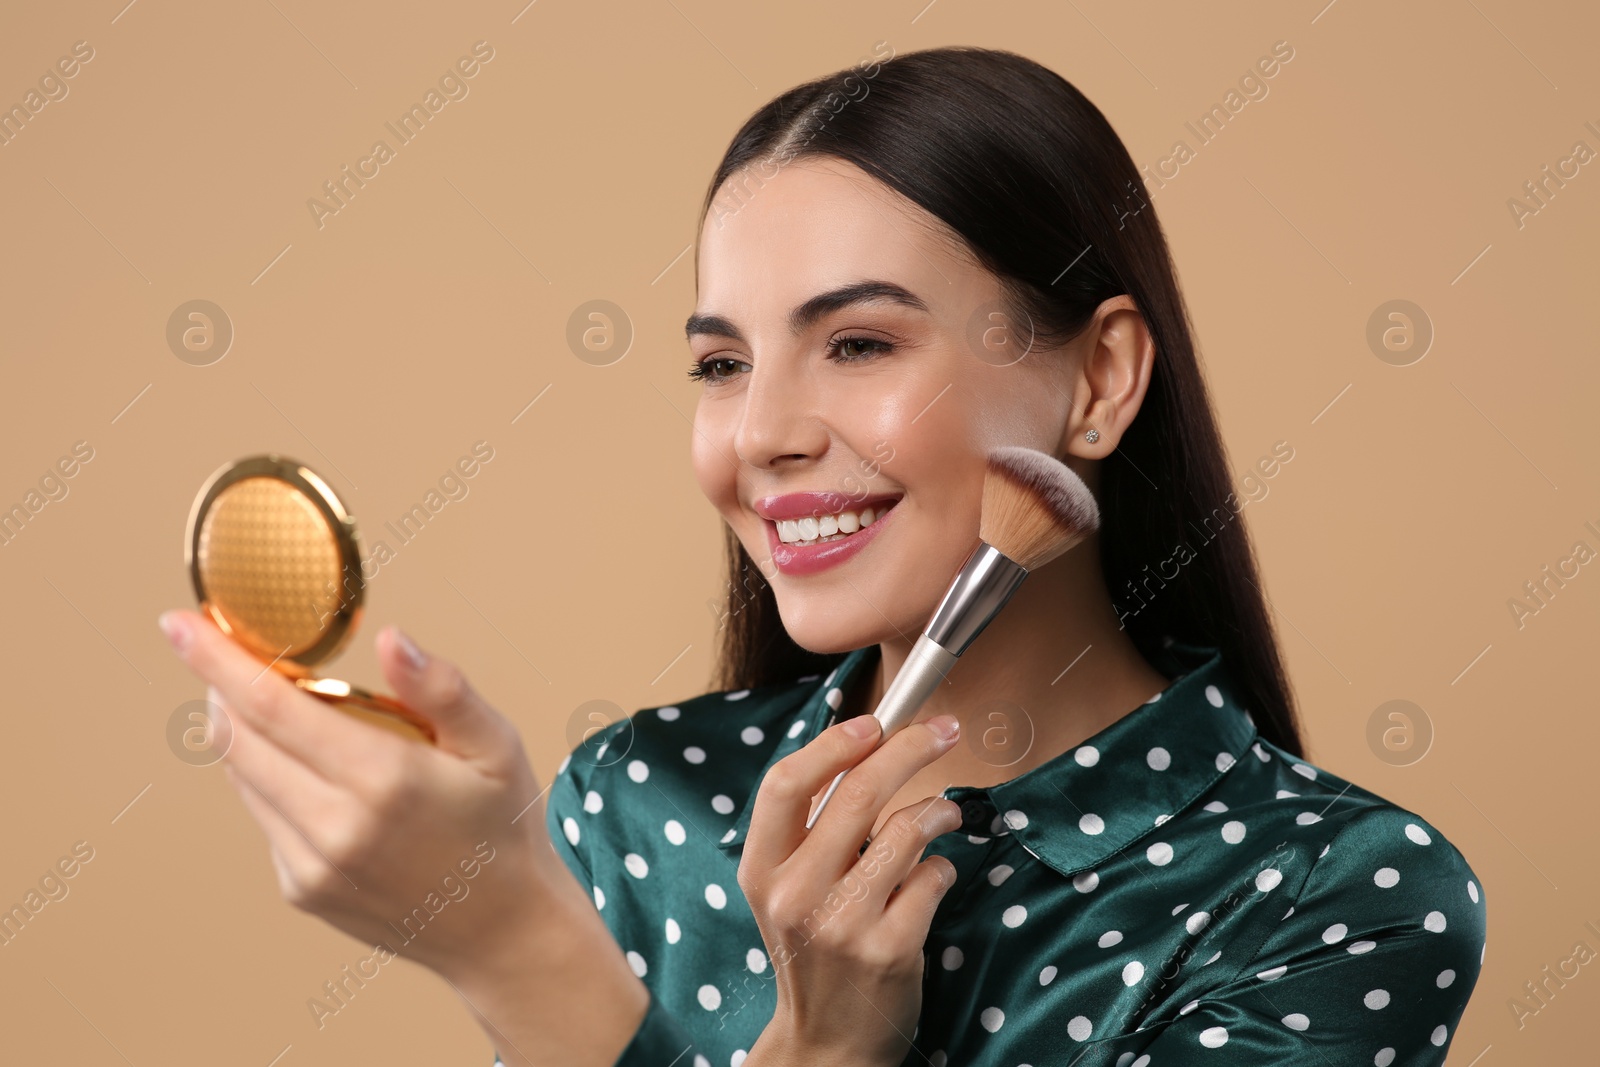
[1084,428,1101,444]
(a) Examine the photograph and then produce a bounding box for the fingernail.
[930,715,960,742]
[158,611,191,652]
[843,714,879,739]
[393,626,427,671]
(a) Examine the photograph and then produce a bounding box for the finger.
[375,625,516,769]
[220,745,363,900]
[221,759,324,891]
[796,716,960,878]
[850,795,962,913]
[208,685,346,841]
[879,854,959,944]
[740,714,884,875]
[159,608,411,785]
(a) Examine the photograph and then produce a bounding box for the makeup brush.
[804,445,1100,830]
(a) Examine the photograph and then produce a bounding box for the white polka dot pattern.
[528,640,1485,1067]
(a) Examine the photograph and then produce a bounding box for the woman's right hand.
[158,609,651,1067]
[738,711,966,1067]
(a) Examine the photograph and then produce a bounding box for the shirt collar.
[716,637,1257,880]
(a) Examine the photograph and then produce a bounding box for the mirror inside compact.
[184,454,436,745]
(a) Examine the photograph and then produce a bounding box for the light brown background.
[1,0,1594,1062]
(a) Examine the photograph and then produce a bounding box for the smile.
[774,503,889,546]
[762,498,901,577]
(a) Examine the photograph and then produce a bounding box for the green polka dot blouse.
[498,638,1485,1066]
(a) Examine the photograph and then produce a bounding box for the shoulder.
[1238,739,1487,971]
[1204,738,1485,901]
[1150,743,1488,1061]
[1258,741,1482,903]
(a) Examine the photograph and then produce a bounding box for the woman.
[159,45,1485,1067]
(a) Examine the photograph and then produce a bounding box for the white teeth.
[774,502,894,546]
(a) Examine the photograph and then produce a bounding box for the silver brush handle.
[924,541,1029,655]
[872,632,960,736]
[803,542,1028,831]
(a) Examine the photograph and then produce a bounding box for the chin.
[772,582,928,655]
[772,601,878,656]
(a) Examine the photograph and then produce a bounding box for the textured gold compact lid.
[185,455,360,677]
[184,455,435,744]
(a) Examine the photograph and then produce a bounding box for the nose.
[732,358,829,470]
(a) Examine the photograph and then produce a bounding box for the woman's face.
[688,156,1081,653]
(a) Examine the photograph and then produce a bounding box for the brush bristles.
[979,446,1100,570]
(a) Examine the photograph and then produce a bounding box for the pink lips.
[753,491,904,522]
[759,495,901,577]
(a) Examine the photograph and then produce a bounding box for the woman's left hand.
[737,712,964,1067]
[156,608,576,983]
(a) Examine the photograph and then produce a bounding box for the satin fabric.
[495,638,1484,1066]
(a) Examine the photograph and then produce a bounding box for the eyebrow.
[684,280,931,343]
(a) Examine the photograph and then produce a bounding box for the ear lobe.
[1064,306,1155,457]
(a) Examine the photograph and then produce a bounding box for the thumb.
[376,624,513,764]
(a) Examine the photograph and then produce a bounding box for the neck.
[856,532,1171,788]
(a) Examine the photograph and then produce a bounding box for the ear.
[1058,295,1156,458]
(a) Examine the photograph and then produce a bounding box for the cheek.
[690,403,768,567]
[964,365,1054,451]
[866,366,1039,550]
[829,363,968,474]
[689,408,738,512]
[866,371,988,489]
[863,346,1038,456]
[869,397,986,552]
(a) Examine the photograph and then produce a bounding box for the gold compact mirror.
[184,454,436,745]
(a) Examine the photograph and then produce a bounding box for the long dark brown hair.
[695,45,1304,757]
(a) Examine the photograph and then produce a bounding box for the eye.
[826,336,894,362]
[685,335,894,386]
[685,356,750,385]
